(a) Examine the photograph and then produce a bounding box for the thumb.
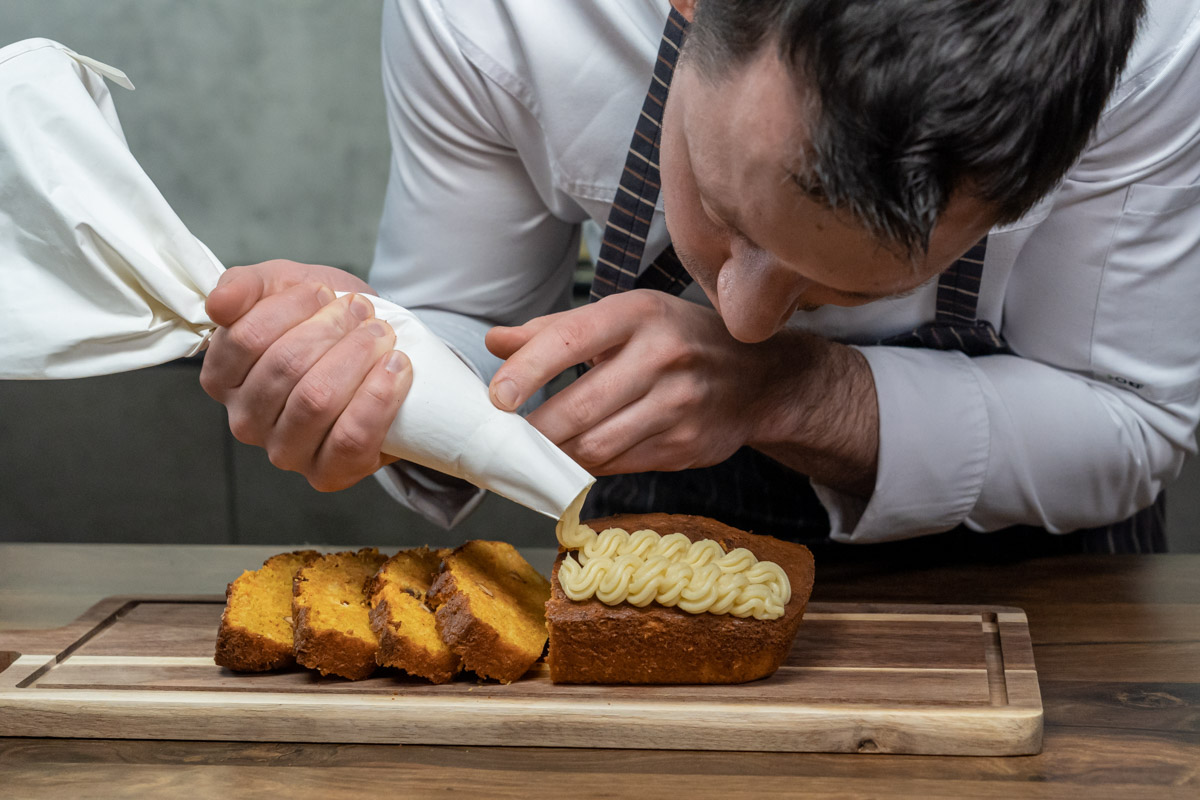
[206,267,265,327]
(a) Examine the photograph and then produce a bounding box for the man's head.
[660,0,1146,342]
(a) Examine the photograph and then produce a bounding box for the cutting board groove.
[0,596,1042,755]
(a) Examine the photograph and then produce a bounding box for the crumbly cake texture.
[292,548,388,680]
[427,540,551,684]
[546,514,815,685]
[366,546,462,684]
[214,550,321,672]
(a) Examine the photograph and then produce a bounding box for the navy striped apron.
[583,8,1165,555]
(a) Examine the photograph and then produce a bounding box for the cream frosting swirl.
[554,490,791,620]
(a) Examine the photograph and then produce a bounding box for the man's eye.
[791,172,829,205]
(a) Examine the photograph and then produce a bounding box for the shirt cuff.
[373,461,486,530]
[812,346,991,544]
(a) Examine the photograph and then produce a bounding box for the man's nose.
[715,241,806,344]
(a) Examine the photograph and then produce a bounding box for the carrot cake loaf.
[546,513,815,684]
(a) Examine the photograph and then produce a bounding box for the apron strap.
[589,8,689,302]
[879,237,1013,356]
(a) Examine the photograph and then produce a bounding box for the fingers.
[200,283,336,402]
[484,324,534,361]
[491,291,745,478]
[266,310,398,474]
[488,299,646,411]
[525,356,655,445]
[202,259,411,492]
[588,431,686,476]
[207,260,376,328]
[485,313,565,360]
[560,393,726,477]
[226,294,377,438]
[309,350,413,491]
[555,394,676,474]
[206,267,269,327]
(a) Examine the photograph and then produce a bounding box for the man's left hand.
[486,290,880,494]
[486,290,770,475]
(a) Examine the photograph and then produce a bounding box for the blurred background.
[1,0,1196,551]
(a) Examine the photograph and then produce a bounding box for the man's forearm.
[748,332,879,497]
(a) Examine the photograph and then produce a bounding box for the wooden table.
[1,545,1196,798]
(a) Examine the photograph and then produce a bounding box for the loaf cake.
[214,550,320,672]
[546,513,815,684]
[427,540,551,684]
[367,546,462,683]
[292,548,388,680]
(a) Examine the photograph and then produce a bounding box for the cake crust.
[214,618,292,672]
[546,513,815,685]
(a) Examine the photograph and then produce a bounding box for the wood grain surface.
[2,550,1196,799]
[0,597,1042,755]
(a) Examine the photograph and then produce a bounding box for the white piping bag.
[0,39,594,521]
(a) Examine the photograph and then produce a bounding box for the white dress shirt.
[369,0,1200,542]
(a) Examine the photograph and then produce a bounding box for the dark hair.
[687,0,1147,256]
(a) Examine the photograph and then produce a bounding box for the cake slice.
[292,548,388,680]
[215,550,320,672]
[426,540,551,684]
[546,514,815,684]
[366,547,461,683]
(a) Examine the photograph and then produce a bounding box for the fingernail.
[385,350,410,374]
[493,378,519,410]
[317,286,336,306]
[367,320,388,337]
[350,294,373,321]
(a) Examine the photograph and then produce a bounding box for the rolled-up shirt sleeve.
[818,344,1200,544]
[368,0,581,525]
[816,9,1200,542]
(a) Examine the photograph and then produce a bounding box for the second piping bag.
[0,38,594,522]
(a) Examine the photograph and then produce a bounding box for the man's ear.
[669,0,698,22]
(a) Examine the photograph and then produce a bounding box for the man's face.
[659,47,998,344]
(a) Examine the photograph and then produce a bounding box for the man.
[200,0,1200,552]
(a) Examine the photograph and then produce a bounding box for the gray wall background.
[1,1,1197,551]
[2,0,390,274]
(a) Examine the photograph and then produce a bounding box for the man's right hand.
[199,260,412,491]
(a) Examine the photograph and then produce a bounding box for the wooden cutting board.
[0,596,1042,755]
